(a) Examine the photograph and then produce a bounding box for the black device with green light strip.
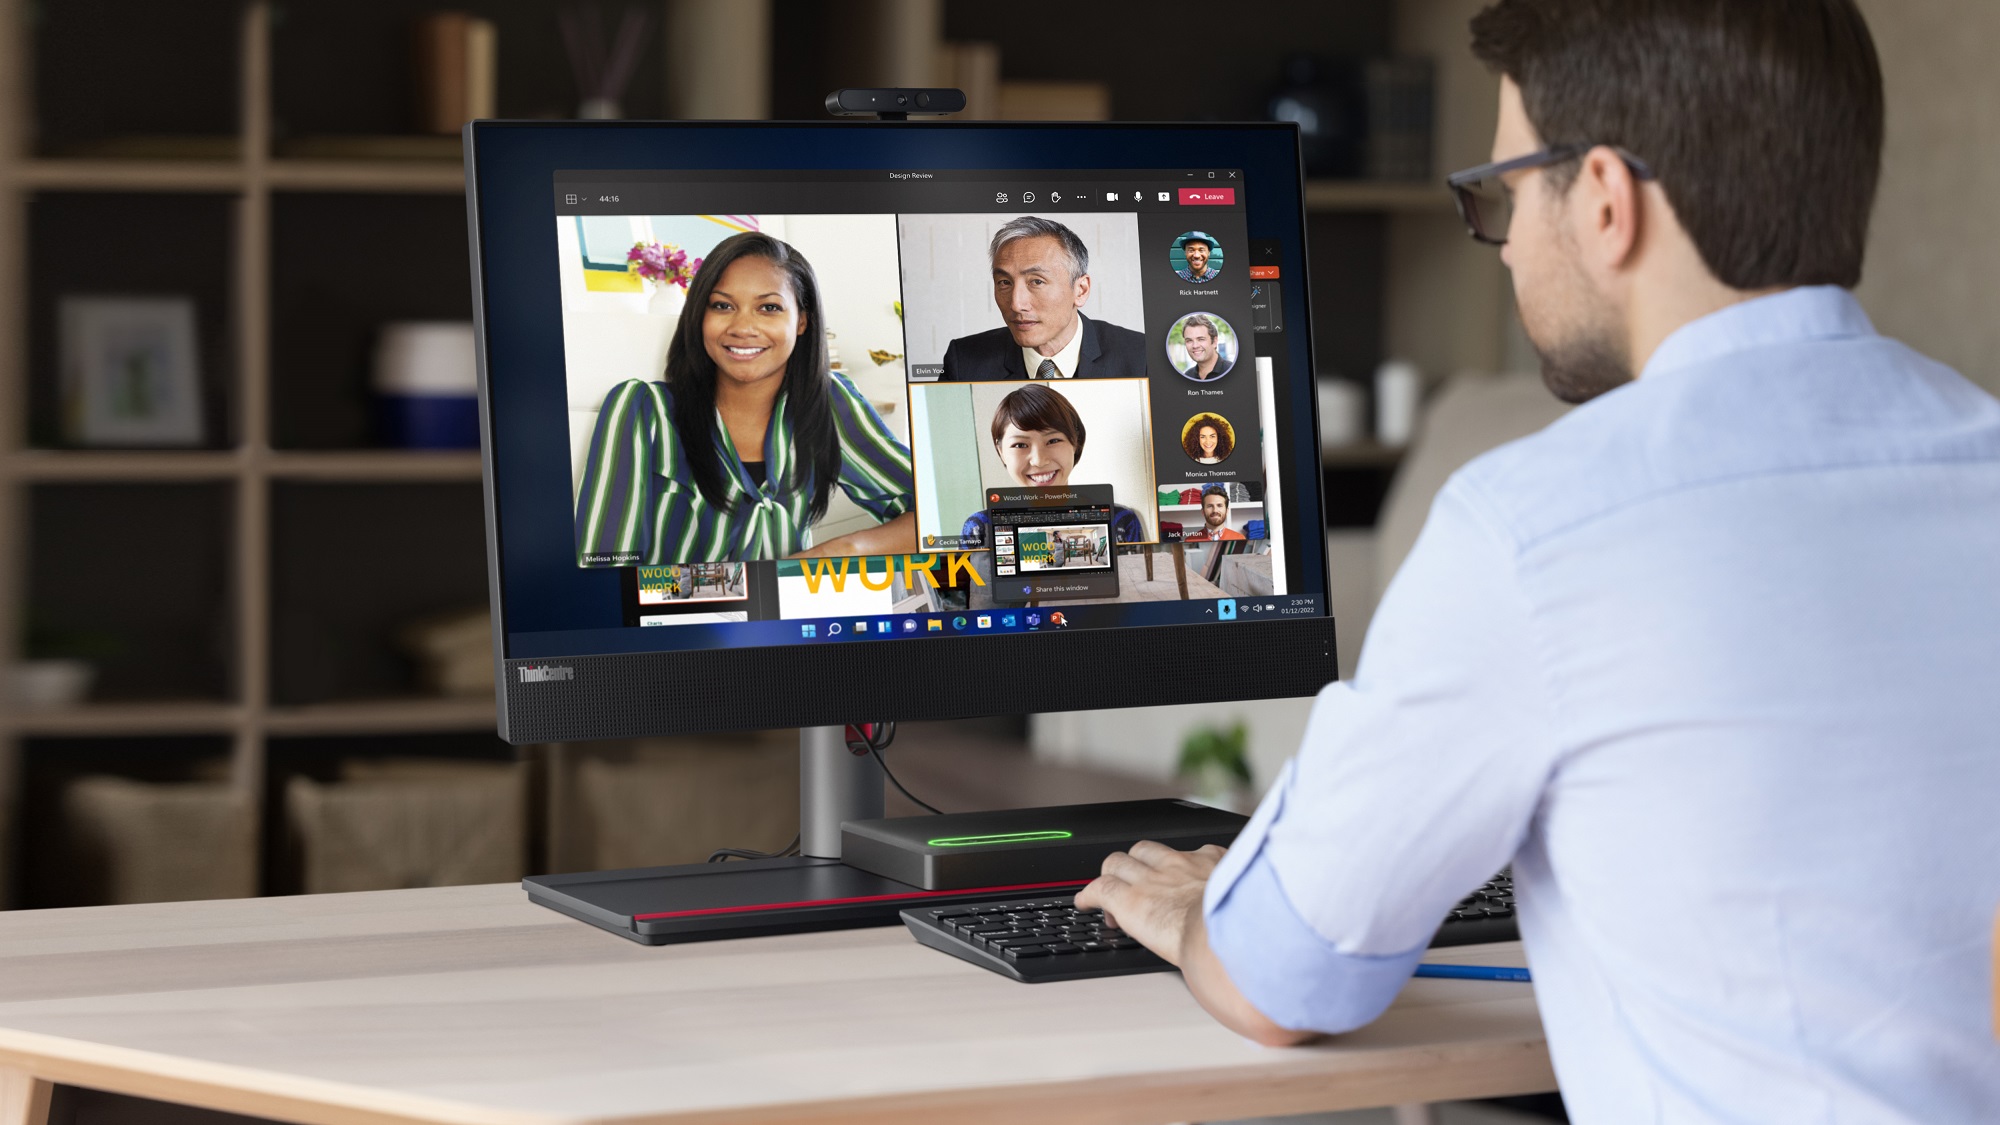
[840,799,1250,891]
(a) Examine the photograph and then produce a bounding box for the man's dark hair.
[1470,0,1882,289]
[1181,235,1213,251]
[1201,484,1229,507]
[990,383,1087,462]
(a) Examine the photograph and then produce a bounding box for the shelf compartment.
[25,192,239,450]
[270,193,476,450]
[33,3,241,155]
[269,481,488,706]
[26,482,236,705]
[17,735,245,909]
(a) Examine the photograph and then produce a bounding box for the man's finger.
[1099,849,1131,877]
[1126,839,1177,866]
[1074,873,1126,913]
[1196,843,1228,860]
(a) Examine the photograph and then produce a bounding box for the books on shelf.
[413,12,497,135]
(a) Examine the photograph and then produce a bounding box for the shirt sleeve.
[1202,474,1560,1034]
[574,379,671,567]
[828,372,916,521]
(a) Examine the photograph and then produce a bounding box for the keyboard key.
[1004,945,1052,959]
[1045,942,1081,955]
[1107,937,1141,949]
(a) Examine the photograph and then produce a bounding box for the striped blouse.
[574,371,914,565]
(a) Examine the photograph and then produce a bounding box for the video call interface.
[551,168,1316,648]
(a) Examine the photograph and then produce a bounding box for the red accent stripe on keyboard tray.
[631,879,1092,921]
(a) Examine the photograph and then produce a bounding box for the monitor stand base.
[521,725,1089,944]
[523,855,1089,945]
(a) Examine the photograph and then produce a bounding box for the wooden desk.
[0,886,1554,1125]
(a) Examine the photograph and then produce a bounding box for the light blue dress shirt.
[1205,286,2000,1123]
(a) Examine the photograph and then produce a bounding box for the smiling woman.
[572,231,917,564]
[956,383,1149,548]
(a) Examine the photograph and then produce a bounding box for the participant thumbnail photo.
[898,213,1147,382]
[1167,312,1238,382]
[558,213,917,566]
[908,379,1158,551]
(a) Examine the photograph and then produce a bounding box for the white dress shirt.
[1205,286,2000,1123]
[1021,311,1086,378]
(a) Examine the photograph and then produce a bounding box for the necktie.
[1036,358,1060,379]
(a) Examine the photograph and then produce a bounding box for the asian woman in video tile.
[959,384,1146,547]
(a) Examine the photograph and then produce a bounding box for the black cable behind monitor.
[708,721,939,861]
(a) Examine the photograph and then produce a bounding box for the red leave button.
[1178,187,1236,205]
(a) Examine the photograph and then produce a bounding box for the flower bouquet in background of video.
[626,241,702,317]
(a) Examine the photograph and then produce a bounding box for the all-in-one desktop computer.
[464,102,1516,977]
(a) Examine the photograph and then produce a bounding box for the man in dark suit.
[940,216,1149,381]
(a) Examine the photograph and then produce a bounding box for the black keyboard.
[902,873,1518,983]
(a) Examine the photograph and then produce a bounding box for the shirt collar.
[1021,313,1088,378]
[1641,285,1876,381]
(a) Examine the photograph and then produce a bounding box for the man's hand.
[1078,840,1316,1048]
[1075,841,1227,967]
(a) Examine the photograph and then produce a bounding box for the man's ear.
[1073,272,1092,308]
[1574,145,1643,271]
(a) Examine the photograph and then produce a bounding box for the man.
[1079,2,2000,1121]
[1176,233,1219,283]
[940,216,1148,381]
[1180,315,1230,381]
[1180,485,1243,542]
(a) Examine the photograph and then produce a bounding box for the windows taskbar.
[504,594,1324,660]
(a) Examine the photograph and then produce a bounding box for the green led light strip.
[926,830,1074,848]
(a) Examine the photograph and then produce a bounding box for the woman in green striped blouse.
[574,231,917,565]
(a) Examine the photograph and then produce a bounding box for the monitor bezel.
[466,119,1339,742]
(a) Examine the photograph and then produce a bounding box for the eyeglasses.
[1445,144,1658,246]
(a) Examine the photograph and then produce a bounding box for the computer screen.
[468,122,1340,742]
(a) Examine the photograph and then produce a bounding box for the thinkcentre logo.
[518,664,575,684]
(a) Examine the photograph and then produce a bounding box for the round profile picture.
[1170,231,1224,283]
[1167,312,1238,382]
[1181,412,1236,465]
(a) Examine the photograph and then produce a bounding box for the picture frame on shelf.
[58,296,205,447]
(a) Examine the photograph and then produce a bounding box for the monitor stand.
[522,725,1095,945]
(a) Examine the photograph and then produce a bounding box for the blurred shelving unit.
[1303,179,1451,213]
[0,1,500,906]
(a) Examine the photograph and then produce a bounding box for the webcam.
[824,88,967,120]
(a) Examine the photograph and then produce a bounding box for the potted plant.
[1177,721,1253,811]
